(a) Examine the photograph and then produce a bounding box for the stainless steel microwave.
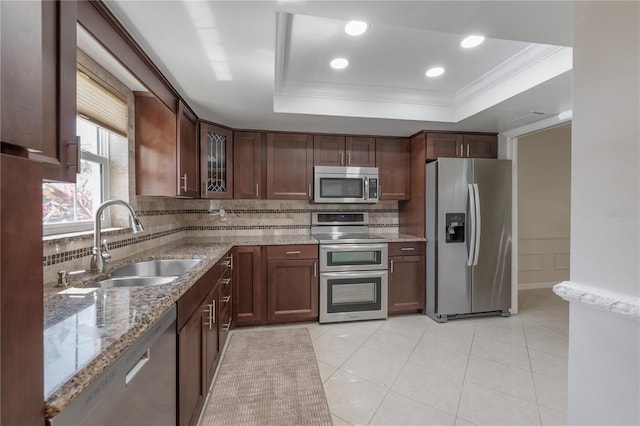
[313,166,379,203]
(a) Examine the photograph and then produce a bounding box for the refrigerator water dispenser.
[445,213,465,243]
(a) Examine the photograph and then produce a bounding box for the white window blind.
[76,71,128,136]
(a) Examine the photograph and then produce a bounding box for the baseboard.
[519,281,558,290]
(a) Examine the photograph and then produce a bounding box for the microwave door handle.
[364,177,369,200]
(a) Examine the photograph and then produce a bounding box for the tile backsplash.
[43,199,398,284]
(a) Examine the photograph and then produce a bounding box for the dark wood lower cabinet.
[388,242,426,315]
[203,284,220,390]
[233,246,265,325]
[178,303,206,426]
[267,259,319,322]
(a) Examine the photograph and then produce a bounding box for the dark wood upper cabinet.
[135,92,177,196]
[314,135,375,167]
[376,137,410,200]
[266,133,313,200]
[0,1,44,151]
[200,122,233,199]
[346,136,376,167]
[313,134,345,166]
[462,133,498,158]
[425,132,497,160]
[233,131,263,199]
[177,102,199,197]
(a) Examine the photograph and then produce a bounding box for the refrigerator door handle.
[467,183,477,266]
[473,183,481,266]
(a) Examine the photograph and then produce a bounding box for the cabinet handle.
[256,183,259,197]
[285,251,301,255]
[230,254,233,270]
[458,144,462,157]
[466,144,470,157]
[222,295,231,304]
[203,304,213,329]
[181,174,188,192]
[340,152,344,166]
[308,184,312,198]
[390,259,394,273]
[400,247,415,251]
[212,300,216,324]
[347,152,351,165]
[221,277,231,286]
[313,262,317,277]
[223,319,232,331]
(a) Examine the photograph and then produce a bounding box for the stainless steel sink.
[88,276,178,289]
[110,259,202,278]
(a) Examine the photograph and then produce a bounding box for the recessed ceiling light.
[425,67,445,77]
[330,58,349,69]
[461,35,485,48]
[345,20,368,36]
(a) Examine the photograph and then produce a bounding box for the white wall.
[567,2,640,425]
[518,125,571,288]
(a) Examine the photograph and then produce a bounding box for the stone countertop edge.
[43,233,421,416]
[43,234,319,417]
[370,232,426,242]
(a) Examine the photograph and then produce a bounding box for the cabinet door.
[314,134,345,166]
[200,122,233,199]
[0,1,43,150]
[234,131,263,199]
[135,93,177,196]
[178,308,206,426]
[177,102,199,197]
[376,137,410,200]
[233,246,265,325]
[266,133,313,200]
[388,255,425,314]
[462,134,497,158]
[267,259,318,322]
[203,284,219,390]
[346,136,376,167]
[425,133,461,159]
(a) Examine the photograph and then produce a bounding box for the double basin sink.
[87,259,202,289]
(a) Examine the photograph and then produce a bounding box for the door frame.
[500,110,572,314]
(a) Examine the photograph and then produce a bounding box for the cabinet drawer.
[266,244,318,260]
[388,241,425,256]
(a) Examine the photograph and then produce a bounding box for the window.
[43,68,128,236]
[42,118,119,235]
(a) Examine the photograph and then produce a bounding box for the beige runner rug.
[199,328,333,426]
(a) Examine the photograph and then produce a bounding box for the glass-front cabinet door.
[200,122,233,199]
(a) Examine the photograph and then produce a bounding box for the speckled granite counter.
[43,234,318,418]
[370,232,426,242]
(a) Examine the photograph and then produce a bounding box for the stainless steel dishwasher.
[49,305,177,426]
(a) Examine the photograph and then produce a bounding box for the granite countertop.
[43,232,419,417]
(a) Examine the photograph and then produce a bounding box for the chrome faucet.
[90,199,145,272]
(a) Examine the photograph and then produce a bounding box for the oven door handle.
[320,270,388,279]
[320,243,388,251]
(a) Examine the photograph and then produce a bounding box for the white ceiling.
[102,1,573,136]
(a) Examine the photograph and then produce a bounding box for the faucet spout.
[90,199,144,272]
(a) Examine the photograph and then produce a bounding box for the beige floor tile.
[313,334,360,368]
[525,330,569,356]
[528,349,568,380]
[465,355,536,401]
[536,319,569,336]
[379,314,432,340]
[539,405,567,426]
[317,360,337,383]
[473,316,527,347]
[363,329,420,360]
[457,382,541,426]
[392,361,463,416]
[331,414,353,426]
[321,320,383,345]
[408,347,470,379]
[471,335,531,370]
[341,346,406,389]
[370,391,456,426]
[454,417,478,426]
[533,373,568,412]
[323,370,388,426]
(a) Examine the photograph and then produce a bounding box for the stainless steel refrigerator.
[426,158,512,322]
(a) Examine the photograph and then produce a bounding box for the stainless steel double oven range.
[312,212,388,323]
